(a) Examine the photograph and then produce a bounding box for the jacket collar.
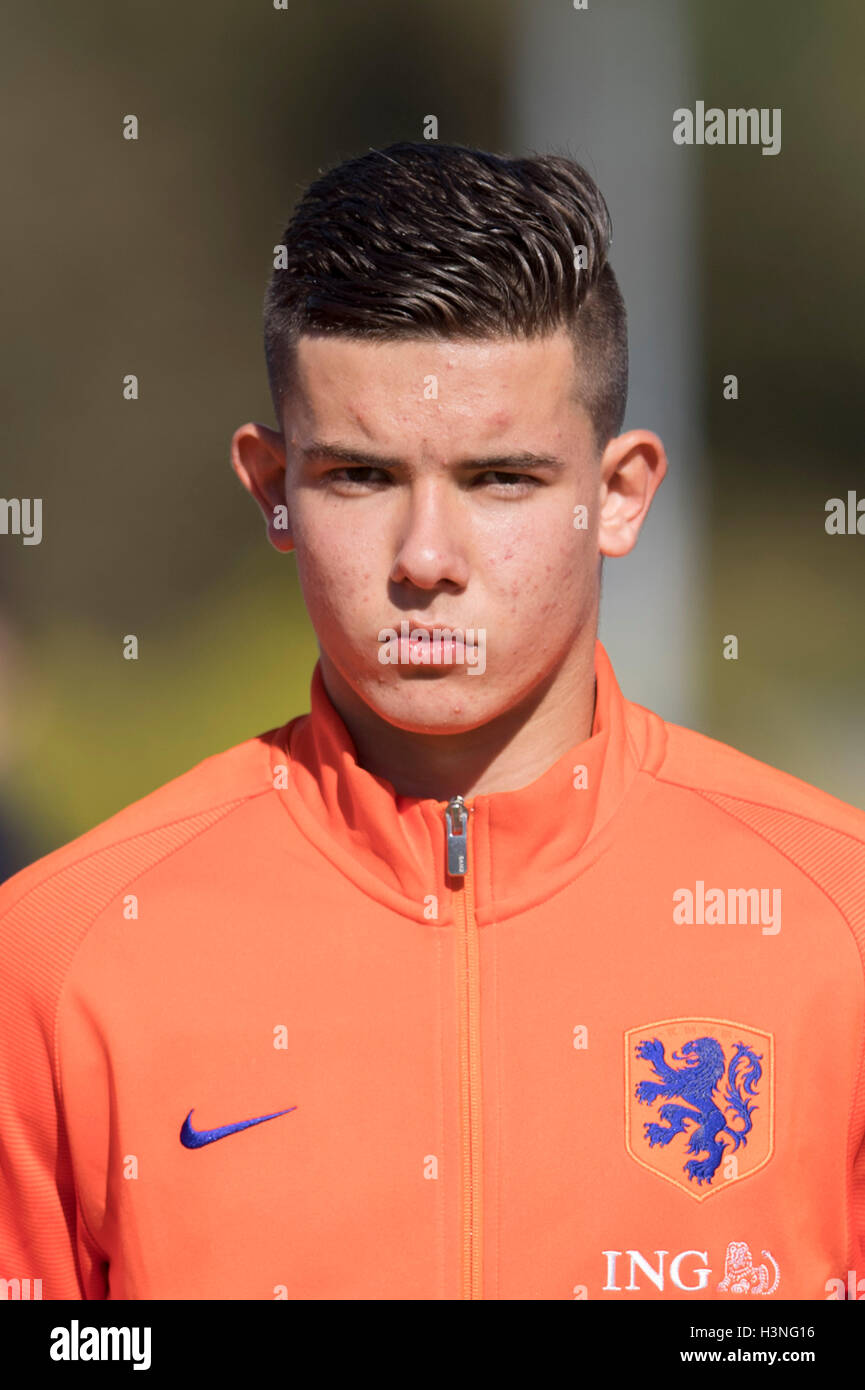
[271,640,666,922]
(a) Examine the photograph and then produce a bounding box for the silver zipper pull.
[445,795,469,877]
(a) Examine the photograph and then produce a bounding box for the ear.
[597,430,667,558]
[230,422,294,553]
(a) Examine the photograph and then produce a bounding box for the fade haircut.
[263,142,628,450]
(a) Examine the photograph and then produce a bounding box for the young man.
[2,143,864,1302]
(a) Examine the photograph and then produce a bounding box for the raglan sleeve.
[0,875,108,1300]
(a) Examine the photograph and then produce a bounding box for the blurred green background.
[1,0,863,876]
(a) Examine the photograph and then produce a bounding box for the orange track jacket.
[2,641,865,1300]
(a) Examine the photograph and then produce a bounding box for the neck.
[318,628,598,801]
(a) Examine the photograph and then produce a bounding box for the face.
[232,329,665,735]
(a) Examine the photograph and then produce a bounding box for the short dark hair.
[263,142,628,449]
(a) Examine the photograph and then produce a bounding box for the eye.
[474,471,541,496]
[325,466,391,490]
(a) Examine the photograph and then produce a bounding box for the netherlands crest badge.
[625,1017,774,1201]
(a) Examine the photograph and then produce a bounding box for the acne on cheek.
[301,559,369,616]
[507,561,554,599]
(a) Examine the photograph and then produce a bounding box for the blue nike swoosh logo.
[180,1105,297,1148]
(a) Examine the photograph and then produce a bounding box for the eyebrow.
[300,442,568,472]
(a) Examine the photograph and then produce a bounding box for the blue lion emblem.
[634,1036,763,1186]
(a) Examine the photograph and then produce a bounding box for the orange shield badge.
[625,1017,774,1202]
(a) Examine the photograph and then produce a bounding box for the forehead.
[286,331,590,454]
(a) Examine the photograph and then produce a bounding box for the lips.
[377,620,484,671]
[404,632,466,646]
[379,622,466,638]
[380,627,475,652]
[400,635,467,666]
[378,622,476,656]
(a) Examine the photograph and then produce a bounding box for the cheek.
[295,531,376,629]
[489,524,591,610]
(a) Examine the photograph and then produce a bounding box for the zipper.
[445,795,482,1300]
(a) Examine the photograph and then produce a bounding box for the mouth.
[378,621,478,666]
[379,624,473,644]
[378,622,466,637]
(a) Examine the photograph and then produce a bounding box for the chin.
[359,676,502,735]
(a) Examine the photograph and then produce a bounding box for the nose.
[388,478,470,591]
